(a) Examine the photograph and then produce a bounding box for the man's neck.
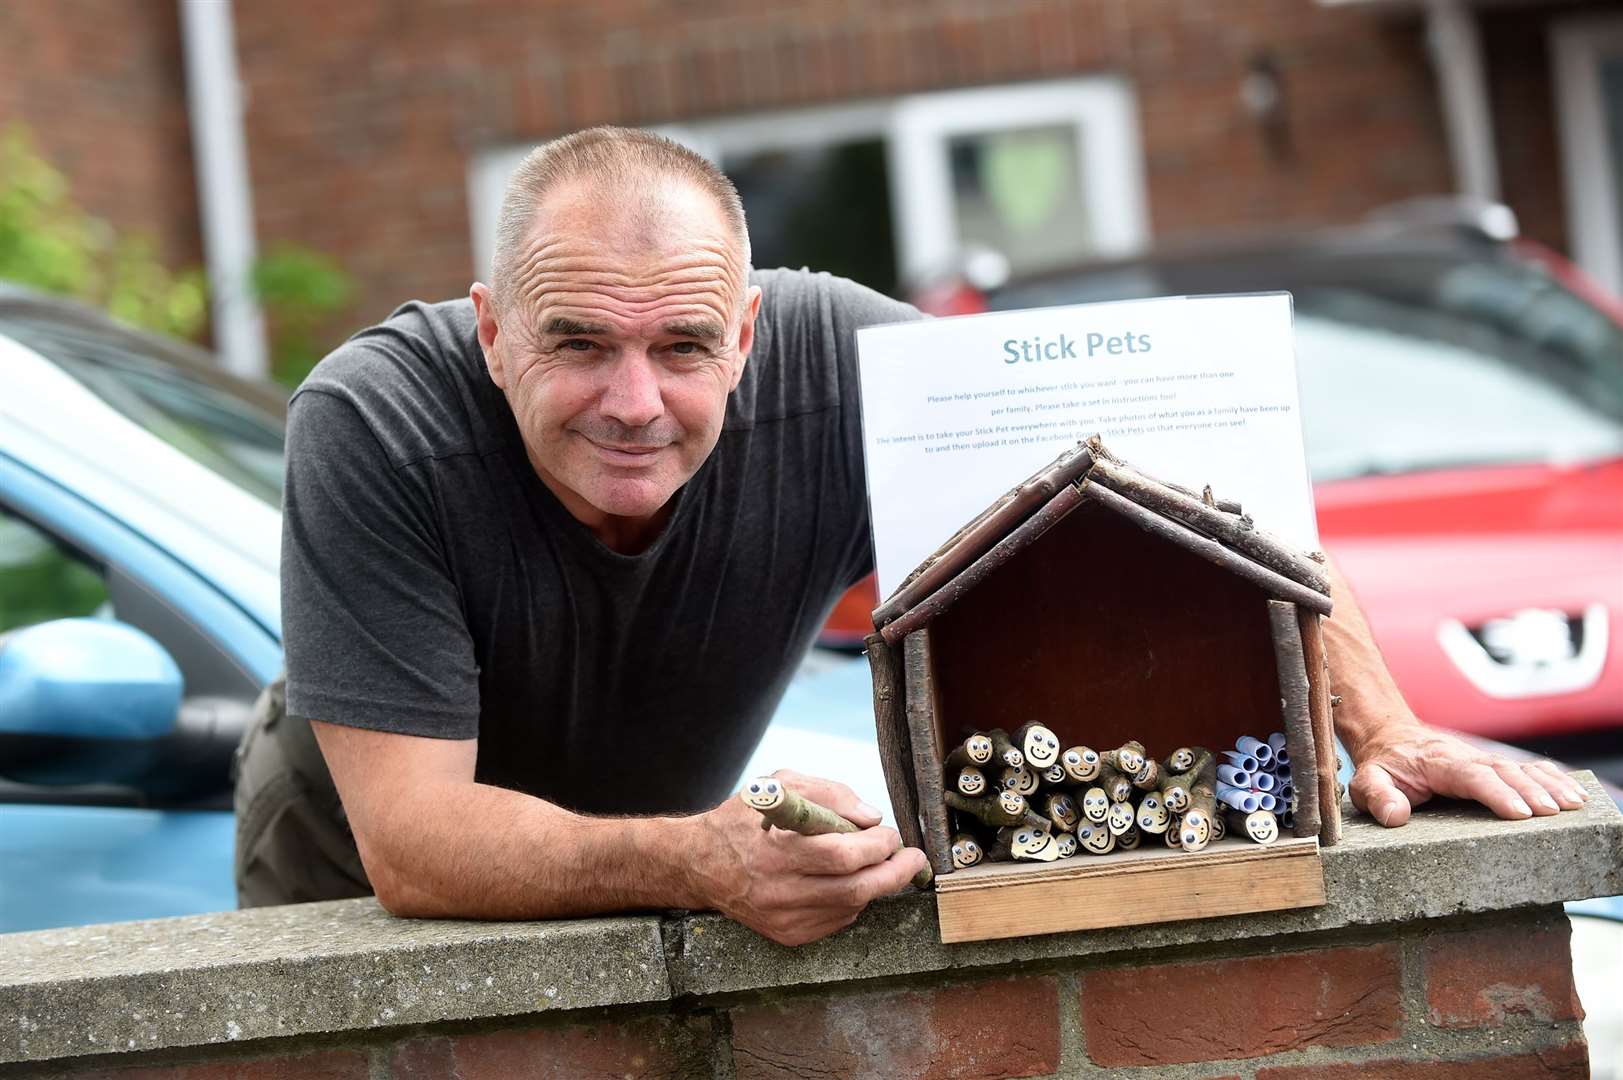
[526,446,674,555]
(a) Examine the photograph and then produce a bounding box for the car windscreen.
[990,252,1623,482]
[0,316,286,506]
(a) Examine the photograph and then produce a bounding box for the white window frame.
[467,77,1150,288]
[1552,14,1623,297]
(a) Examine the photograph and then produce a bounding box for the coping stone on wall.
[1,774,1618,1066]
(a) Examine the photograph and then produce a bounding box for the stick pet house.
[865,436,1339,943]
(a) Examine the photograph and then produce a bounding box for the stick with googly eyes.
[944,790,1052,832]
[740,777,933,887]
[986,728,1025,769]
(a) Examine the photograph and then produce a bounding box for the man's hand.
[1348,722,1591,827]
[684,769,929,946]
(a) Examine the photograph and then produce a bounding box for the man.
[235,126,1587,947]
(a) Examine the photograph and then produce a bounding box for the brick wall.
[0,0,200,268]
[17,907,1587,1080]
[229,0,1456,336]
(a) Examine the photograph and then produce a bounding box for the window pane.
[948,125,1092,276]
[2,319,286,507]
[0,509,110,634]
[724,140,900,297]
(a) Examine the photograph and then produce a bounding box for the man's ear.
[470,282,506,390]
[731,285,763,391]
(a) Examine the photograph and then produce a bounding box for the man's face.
[472,180,760,547]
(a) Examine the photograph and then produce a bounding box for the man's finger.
[1436,760,1532,819]
[1349,762,1412,827]
[1526,761,1589,808]
[780,827,903,876]
[1492,761,1559,816]
[795,847,930,909]
[772,769,882,828]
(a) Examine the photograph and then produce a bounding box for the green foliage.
[252,244,352,388]
[0,126,208,340]
[0,125,353,387]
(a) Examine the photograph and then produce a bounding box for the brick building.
[2,0,1619,374]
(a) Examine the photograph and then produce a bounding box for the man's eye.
[561,339,596,352]
[670,341,706,356]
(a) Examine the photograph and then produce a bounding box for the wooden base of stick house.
[866,436,1340,944]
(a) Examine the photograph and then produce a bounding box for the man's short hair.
[491,126,750,309]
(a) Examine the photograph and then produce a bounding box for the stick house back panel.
[866,436,1340,943]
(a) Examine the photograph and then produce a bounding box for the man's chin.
[581,474,682,522]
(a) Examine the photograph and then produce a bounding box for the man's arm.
[1321,558,1590,825]
[313,720,928,945]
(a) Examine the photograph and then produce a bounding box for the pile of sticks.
[940,725,1290,868]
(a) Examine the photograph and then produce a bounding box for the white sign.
[856,294,1318,598]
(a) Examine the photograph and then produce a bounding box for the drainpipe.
[178,0,268,380]
[1425,0,1501,202]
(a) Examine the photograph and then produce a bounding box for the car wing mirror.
[0,618,182,740]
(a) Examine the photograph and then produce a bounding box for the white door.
[1554,15,1623,297]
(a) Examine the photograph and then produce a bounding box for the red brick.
[1080,944,1401,1066]
[390,1016,709,1080]
[60,1049,370,1080]
[1425,920,1583,1029]
[1256,1040,1590,1079]
[730,975,1060,1080]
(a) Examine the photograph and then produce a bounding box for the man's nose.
[599,349,664,428]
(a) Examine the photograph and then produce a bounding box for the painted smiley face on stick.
[1080,823,1116,855]
[962,734,993,764]
[1136,792,1171,834]
[1245,810,1279,845]
[1062,746,1101,783]
[950,833,984,869]
[1107,801,1136,836]
[1056,832,1079,858]
[1082,787,1109,823]
[1009,826,1059,862]
[955,767,987,796]
[1017,723,1061,769]
[741,777,784,811]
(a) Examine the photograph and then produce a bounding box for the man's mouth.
[584,437,668,465]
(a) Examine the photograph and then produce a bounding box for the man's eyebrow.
[542,317,611,336]
[662,319,725,342]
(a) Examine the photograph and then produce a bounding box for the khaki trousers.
[231,673,373,907]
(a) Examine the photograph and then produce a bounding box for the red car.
[827,211,1623,781]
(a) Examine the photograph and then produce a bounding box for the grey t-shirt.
[281,268,919,816]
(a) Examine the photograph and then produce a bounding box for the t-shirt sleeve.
[280,388,480,738]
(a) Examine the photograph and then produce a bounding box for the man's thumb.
[1350,763,1412,827]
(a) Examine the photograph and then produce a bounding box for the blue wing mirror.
[0,618,182,739]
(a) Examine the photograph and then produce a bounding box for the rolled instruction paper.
[1277,782,1294,803]
[1220,750,1259,773]
[1252,770,1276,793]
[1236,735,1274,766]
[1216,763,1252,788]
[1279,808,1295,830]
[1256,792,1278,812]
[1216,782,1260,813]
[1275,763,1292,782]
[1267,731,1288,758]
[741,777,933,887]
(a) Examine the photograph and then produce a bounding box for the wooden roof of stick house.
[863,435,1342,883]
